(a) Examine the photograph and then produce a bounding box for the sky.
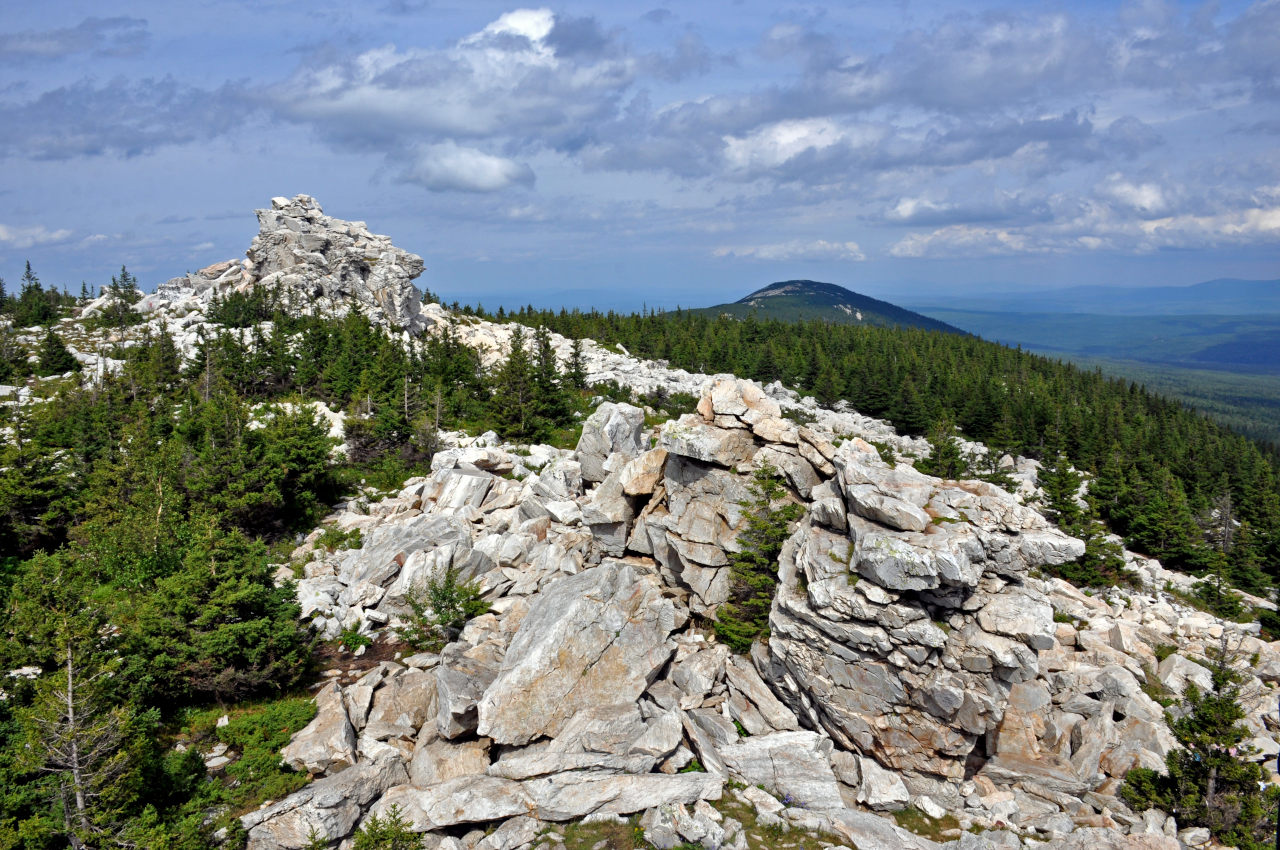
[1,1,1278,311]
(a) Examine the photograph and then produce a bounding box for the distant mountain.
[696,280,965,334]
[901,278,1280,316]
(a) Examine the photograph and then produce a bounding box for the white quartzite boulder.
[477,560,677,745]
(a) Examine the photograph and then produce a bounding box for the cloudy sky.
[1,1,1278,309]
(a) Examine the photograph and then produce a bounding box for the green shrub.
[338,627,371,653]
[317,525,363,553]
[353,803,420,850]
[395,567,488,651]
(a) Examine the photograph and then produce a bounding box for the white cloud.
[0,224,73,249]
[713,239,865,261]
[723,119,845,171]
[1100,174,1169,216]
[403,142,534,192]
[889,225,1034,258]
[269,9,634,146]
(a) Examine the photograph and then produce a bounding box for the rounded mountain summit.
[697,280,965,334]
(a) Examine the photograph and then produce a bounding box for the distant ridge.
[696,280,965,334]
[903,278,1280,316]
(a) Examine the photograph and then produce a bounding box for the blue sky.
[1,1,1278,310]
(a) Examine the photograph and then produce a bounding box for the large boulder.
[717,731,845,810]
[477,561,677,745]
[576,402,647,483]
[280,681,357,776]
[242,751,407,849]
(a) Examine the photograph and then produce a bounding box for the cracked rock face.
[147,194,429,334]
[476,559,677,746]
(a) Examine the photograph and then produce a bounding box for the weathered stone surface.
[475,816,541,850]
[524,771,723,821]
[370,776,532,831]
[724,655,799,734]
[976,589,1055,651]
[409,738,491,787]
[982,681,1086,793]
[577,402,647,483]
[717,731,845,810]
[1157,653,1213,697]
[855,756,910,810]
[489,703,679,779]
[659,416,757,467]
[477,561,677,745]
[619,448,668,496]
[242,751,407,849]
[364,669,436,741]
[281,681,357,776]
[436,648,499,739]
[846,484,931,532]
[1047,828,1180,849]
[823,808,943,850]
[242,195,428,332]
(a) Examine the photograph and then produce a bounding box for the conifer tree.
[1038,453,1083,529]
[715,463,802,654]
[918,413,970,480]
[490,326,540,441]
[567,338,586,389]
[1122,637,1276,849]
[36,329,79,377]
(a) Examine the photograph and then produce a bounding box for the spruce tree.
[36,329,79,377]
[1121,638,1275,849]
[918,414,970,480]
[490,326,540,441]
[715,463,803,653]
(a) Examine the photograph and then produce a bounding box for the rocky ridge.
[18,197,1279,850]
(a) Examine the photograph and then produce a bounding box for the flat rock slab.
[477,561,677,745]
[242,752,407,849]
[717,731,845,810]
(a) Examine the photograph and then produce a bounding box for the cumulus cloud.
[713,240,865,261]
[402,142,534,192]
[0,17,148,62]
[266,8,635,154]
[0,223,73,249]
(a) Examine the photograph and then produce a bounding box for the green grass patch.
[178,693,317,817]
[892,806,961,842]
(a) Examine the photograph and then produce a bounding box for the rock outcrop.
[133,194,430,334]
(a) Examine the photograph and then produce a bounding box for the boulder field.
[260,372,1275,850]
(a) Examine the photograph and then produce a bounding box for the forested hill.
[509,304,1280,591]
[693,280,964,334]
